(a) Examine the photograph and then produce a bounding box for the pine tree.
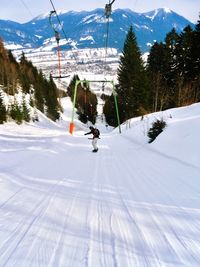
[176,26,194,81]
[116,25,149,122]
[0,41,18,95]
[19,52,31,94]
[45,75,60,121]
[164,28,179,89]
[67,76,97,124]
[147,28,180,110]
[9,101,23,124]
[192,18,200,79]
[148,119,167,143]
[84,89,97,124]
[147,42,169,111]
[0,39,8,87]
[0,91,7,124]
[191,18,200,102]
[22,95,31,122]
[103,92,118,126]
[174,25,195,106]
[67,74,80,98]
[6,50,19,95]
[34,70,45,113]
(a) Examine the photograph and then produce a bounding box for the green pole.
[69,79,80,134]
[72,80,80,122]
[111,81,121,134]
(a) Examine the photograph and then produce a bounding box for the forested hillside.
[0,39,61,124]
[104,19,200,126]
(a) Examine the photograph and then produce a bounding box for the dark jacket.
[85,128,100,139]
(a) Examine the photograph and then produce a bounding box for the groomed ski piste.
[0,98,200,267]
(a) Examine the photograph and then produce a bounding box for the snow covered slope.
[0,101,200,266]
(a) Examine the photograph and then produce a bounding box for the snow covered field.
[0,100,200,267]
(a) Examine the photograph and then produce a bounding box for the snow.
[163,7,172,14]
[5,44,23,50]
[145,10,158,21]
[81,14,108,24]
[145,7,172,21]
[42,37,73,51]
[80,36,94,42]
[33,10,68,21]
[122,14,128,18]
[142,52,149,64]
[141,25,151,30]
[0,100,200,266]
[34,35,43,39]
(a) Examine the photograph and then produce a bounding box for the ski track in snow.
[0,125,200,267]
[107,136,200,266]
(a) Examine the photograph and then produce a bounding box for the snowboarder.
[84,126,100,152]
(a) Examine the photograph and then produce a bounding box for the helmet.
[89,126,94,130]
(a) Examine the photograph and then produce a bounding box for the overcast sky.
[0,0,199,23]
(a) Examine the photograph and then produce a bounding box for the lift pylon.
[69,79,121,135]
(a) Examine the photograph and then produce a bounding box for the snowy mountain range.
[0,8,194,53]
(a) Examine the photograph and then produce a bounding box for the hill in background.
[0,8,194,53]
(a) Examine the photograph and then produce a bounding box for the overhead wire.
[49,10,71,78]
[103,0,116,81]
[19,0,34,19]
[49,0,80,75]
[49,0,66,39]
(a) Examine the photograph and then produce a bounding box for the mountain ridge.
[0,8,194,53]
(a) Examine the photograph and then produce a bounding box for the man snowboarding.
[84,126,100,152]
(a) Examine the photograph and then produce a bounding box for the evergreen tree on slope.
[192,18,200,102]
[192,18,200,79]
[117,25,149,122]
[45,75,60,121]
[147,41,168,111]
[0,91,7,123]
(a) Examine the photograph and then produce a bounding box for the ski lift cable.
[49,11,70,78]
[49,0,65,37]
[110,0,116,5]
[104,16,110,63]
[49,11,57,33]
[49,11,62,78]
[49,0,79,64]
[103,0,115,80]
[49,0,80,74]
[19,0,34,18]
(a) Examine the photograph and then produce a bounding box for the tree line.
[0,38,98,126]
[104,19,200,126]
[0,39,61,124]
